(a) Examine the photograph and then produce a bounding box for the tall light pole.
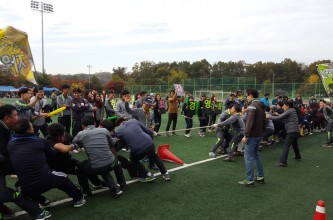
[31,1,53,74]
[87,65,92,91]
[272,73,275,96]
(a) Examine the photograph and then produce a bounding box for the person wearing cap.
[124,95,159,170]
[57,84,72,134]
[124,96,155,129]
[13,87,47,121]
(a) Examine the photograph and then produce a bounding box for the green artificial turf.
[1,98,332,220]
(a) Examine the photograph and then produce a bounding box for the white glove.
[153,131,158,136]
[211,124,218,128]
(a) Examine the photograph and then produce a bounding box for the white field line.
[14,155,227,217]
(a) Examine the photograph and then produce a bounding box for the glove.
[152,131,158,136]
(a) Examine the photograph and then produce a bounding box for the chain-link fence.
[126,77,326,100]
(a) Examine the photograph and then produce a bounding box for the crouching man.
[73,116,126,198]
[114,118,171,182]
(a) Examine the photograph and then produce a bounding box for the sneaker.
[172,133,178,136]
[223,156,235,162]
[294,157,302,161]
[73,197,86,208]
[255,176,265,184]
[184,133,190,138]
[276,162,287,167]
[138,175,156,183]
[36,209,52,220]
[40,199,51,208]
[72,149,79,154]
[238,180,255,186]
[208,152,216,158]
[322,144,332,148]
[166,132,171,137]
[111,188,123,198]
[162,173,171,181]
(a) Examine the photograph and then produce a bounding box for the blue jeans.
[244,136,264,181]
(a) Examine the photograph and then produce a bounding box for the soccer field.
[1,98,332,220]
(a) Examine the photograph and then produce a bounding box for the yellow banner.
[0,26,37,84]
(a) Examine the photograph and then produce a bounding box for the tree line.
[0,58,331,93]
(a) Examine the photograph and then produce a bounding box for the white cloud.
[1,0,332,74]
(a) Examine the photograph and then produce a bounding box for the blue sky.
[1,0,332,75]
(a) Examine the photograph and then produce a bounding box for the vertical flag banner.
[317,63,333,96]
[0,26,37,84]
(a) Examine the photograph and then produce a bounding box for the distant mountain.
[54,72,112,85]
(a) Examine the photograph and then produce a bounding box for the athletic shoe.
[294,157,302,161]
[276,162,287,167]
[36,210,52,220]
[111,188,123,198]
[208,152,216,158]
[238,180,255,186]
[166,132,171,137]
[138,175,156,183]
[72,149,79,154]
[223,156,235,162]
[40,199,51,208]
[172,133,178,136]
[184,133,190,138]
[163,173,171,181]
[255,176,265,184]
[322,144,332,148]
[73,197,86,208]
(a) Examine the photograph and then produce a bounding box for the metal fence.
[126,77,326,100]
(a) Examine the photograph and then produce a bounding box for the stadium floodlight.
[87,65,92,91]
[31,1,54,74]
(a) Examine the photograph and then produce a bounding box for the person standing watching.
[13,87,46,121]
[319,100,333,147]
[239,89,266,186]
[57,84,72,134]
[105,90,117,118]
[31,87,49,137]
[165,90,184,136]
[70,88,91,138]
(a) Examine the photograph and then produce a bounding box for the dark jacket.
[244,99,266,137]
[270,108,300,133]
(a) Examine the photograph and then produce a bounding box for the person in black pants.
[115,118,171,182]
[198,94,209,137]
[268,100,301,166]
[46,123,107,196]
[0,105,51,219]
[182,96,195,137]
[57,84,72,134]
[73,116,126,198]
[7,119,85,208]
[153,94,163,133]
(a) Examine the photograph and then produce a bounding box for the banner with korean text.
[317,63,333,96]
[0,26,37,84]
